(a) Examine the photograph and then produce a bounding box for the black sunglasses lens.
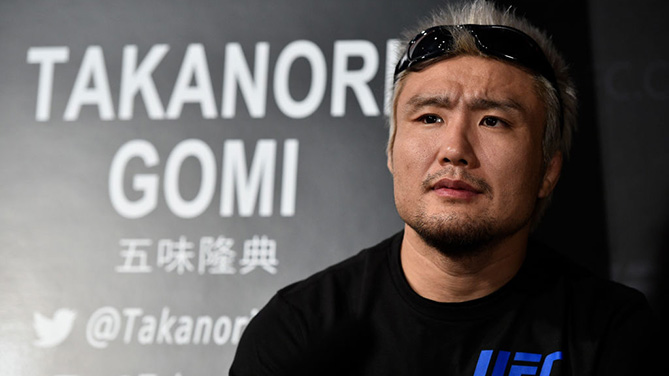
[468,26,553,82]
[394,27,455,79]
[408,27,455,62]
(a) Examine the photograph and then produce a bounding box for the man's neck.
[400,225,529,303]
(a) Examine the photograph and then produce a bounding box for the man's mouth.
[432,178,483,199]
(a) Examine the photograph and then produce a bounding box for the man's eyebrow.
[403,95,527,114]
[468,97,526,113]
[404,95,453,112]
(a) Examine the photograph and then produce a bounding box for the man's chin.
[409,214,497,259]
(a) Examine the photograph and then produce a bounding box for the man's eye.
[480,116,505,127]
[418,114,442,124]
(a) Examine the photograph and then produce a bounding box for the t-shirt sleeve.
[229,293,308,376]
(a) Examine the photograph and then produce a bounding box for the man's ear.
[538,152,562,198]
[387,151,393,174]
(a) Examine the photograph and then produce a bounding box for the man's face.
[388,55,561,254]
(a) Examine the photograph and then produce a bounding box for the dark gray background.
[0,1,666,375]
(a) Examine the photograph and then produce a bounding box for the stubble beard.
[405,204,531,260]
[408,210,496,259]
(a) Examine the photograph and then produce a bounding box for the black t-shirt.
[230,232,659,375]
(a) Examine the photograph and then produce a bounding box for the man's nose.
[437,115,478,168]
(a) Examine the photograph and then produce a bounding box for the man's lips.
[431,178,483,199]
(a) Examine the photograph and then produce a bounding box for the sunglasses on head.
[394,24,558,90]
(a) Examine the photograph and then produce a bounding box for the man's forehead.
[396,56,541,112]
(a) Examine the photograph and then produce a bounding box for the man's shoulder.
[230,234,401,376]
[529,241,662,371]
[524,240,650,314]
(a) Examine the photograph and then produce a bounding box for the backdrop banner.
[0,1,666,375]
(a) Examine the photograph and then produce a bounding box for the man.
[230,1,657,375]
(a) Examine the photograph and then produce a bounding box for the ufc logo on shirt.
[473,350,562,376]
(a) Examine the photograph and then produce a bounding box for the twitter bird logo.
[33,308,77,348]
